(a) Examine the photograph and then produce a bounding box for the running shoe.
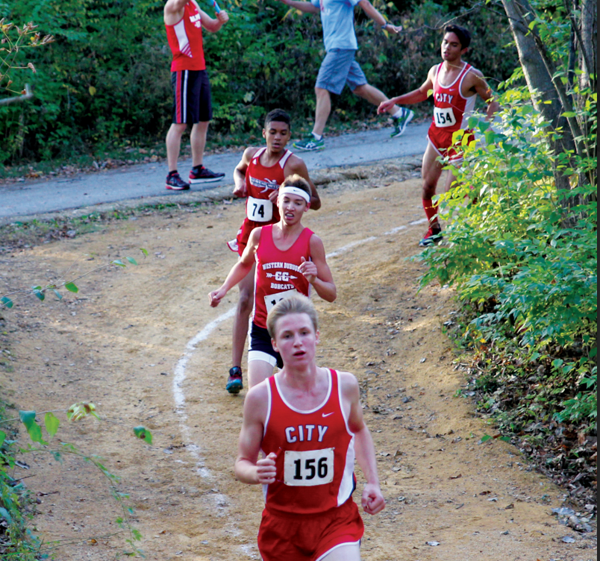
[189,165,225,184]
[390,108,414,138]
[226,366,243,394]
[165,172,190,191]
[227,238,239,253]
[293,135,325,152]
[419,225,443,247]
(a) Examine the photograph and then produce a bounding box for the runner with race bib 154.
[378,24,499,247]
[209,175,336,389]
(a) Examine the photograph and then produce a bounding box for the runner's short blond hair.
[267,294,318,339]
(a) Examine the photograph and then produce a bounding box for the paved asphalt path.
[0,122,428,223]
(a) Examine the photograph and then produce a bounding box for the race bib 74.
[247,196,274,222]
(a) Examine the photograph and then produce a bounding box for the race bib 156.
[284,448,335,487]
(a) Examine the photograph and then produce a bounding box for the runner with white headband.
[209,174,336,388]
[279,186,312,203]
[225,109,320,395]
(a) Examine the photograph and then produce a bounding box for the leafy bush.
[419,87,597,424]
[0,0,518,164]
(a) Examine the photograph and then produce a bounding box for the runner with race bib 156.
[378,24,499,247]
[235,293,385,561]
[209,175,336,389]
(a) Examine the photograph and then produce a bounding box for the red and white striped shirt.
[165,2,206,72]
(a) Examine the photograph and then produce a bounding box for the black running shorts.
[248,322,283,369]
[171,69,212,124]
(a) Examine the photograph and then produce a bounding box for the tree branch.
[0,83,33,106]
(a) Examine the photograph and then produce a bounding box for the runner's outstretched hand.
[256,452,277,484]
[361,483,385,515]
[384,23,402,34]
[209,287,227,307]
[377,99,397,115]
[299,256,318,284]
[217,10,229,23]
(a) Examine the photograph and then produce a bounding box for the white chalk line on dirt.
[170,215,428,554]
[172,305,236,478]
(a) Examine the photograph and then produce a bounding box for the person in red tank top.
[164,0,229,191]
[235,294,385,561]
[209,175,335,389]
[224,110,321,395]
[378,25,499,246]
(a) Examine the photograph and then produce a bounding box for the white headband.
[280,186,311,204]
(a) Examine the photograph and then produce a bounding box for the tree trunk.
[580,0,597,89]
[501,0,578,198]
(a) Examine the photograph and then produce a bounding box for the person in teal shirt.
[277,0,414,150]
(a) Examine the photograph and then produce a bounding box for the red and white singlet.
[253,225,312,329]
[165,2,206,72]
[262,369,356,515]
[428,62,476,161]
[231,148,294,255]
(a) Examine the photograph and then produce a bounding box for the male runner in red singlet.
[235,294,385,561]
[164,0,228,190]
[225,110,321,394]
[209,175,335,389]
[378,25,499,246]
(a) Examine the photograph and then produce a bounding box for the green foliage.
[0,0,518,164]
[419,86,597,425]
[0,402,150,558]
[133,426,153,445]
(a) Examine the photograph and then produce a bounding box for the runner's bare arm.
[164,0,188,24]
[233,147,258,198]
[235,385,276,484]
[358,0,402,34]
[276,0,320,14]
[464,69,500,121]
[196,4,229,31]
[299,235,336,302]
[285,156,321,210]
[208,228,261,306]
[341,372,386,515]
[377,66,435,114]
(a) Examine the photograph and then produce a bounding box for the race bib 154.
[433,106,457,128]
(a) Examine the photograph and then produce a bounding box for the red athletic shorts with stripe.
[258,498,364,561]
[427,124,475,164]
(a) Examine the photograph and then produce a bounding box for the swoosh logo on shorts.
[322,412,334,417]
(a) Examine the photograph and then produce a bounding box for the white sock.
[311,132,323,141]
[391,107,402,119]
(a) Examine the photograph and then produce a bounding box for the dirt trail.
[1,167,596,561]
